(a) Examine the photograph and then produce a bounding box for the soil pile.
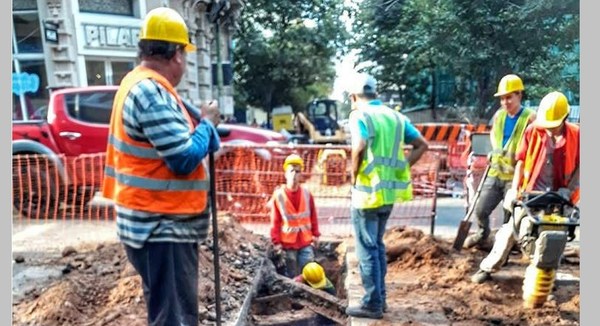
[377,226,580,325]
[12,214,270,326]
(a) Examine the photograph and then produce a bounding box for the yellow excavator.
[291,99,347,144]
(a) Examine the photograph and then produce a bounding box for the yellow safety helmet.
[283,154,304,171]
[302,262,327,289]
[139,7,196,52]
[535,91,570,128]
[494,74,524,97]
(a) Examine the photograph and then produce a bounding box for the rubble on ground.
[12,221,579,325]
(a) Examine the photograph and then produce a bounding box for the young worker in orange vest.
[270,154,321,278]
[101,8,220,326]
[471,91,579,283]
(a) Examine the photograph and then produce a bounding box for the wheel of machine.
[12,156,60,219]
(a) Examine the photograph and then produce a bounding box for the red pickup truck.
[12,85,287,216]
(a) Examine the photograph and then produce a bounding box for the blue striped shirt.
[115,78,217,249]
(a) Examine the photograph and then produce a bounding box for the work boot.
[471,269,492,284]
[463,234,484,249]
[464,234,492,250]
[346,305,383,319]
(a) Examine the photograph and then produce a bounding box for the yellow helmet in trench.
[302,262,327,289]
[139,7,196,52]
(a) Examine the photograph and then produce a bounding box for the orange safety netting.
[12,144,442,233]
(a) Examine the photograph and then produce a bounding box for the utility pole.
[208,0,229,108]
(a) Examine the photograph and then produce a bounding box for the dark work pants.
[125,242,199,326]
[473,176,512,240]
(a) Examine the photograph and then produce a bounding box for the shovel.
[452,164,491,251]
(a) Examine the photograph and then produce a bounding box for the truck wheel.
[12,157,59,219]
[63,186,97,206]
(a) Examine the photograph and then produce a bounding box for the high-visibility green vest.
[352,104,413,209]
[488,107,534,181]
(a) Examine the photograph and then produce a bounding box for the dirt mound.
[12,214,270,326]
[377,227,580,326]
[384,226,454,270]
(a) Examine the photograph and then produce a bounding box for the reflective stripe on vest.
[488,108,534,180]
[353,104,413,209]
[520,123,580,203]
[108,135,161,159]
[104,166,209,191]
[274,187,313,245]
[101,66,208,214]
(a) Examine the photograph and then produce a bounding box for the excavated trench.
[244,241,347,326]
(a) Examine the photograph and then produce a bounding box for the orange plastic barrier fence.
[12,153,114,221]
[12,144,441,234]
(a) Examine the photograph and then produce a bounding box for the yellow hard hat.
[302,262,327,289]
[283,154,304,171]
[139,7,196,52]
[494,74,524,97]
[535,91,570,128]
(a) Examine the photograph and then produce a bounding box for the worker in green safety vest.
[344,73,428,320]
[464,74,536,249]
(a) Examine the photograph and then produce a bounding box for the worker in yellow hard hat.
[471,91,579,284]
[294,261,336,295]
[270,154,321,278]
[464,74,537,249]
[102,7,220,326]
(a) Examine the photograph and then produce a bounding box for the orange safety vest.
[102,66,208,214]
[273,186,313,246]
[520,123,579,203]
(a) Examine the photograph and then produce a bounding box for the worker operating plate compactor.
[508,190,580,308]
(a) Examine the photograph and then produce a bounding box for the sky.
[330,0,365,102]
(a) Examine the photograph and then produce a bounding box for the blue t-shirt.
[502,106,524,147]
[349,99,420,145]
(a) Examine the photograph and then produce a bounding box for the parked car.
[12,86,287,216]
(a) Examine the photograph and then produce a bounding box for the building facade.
[12,0,241,121]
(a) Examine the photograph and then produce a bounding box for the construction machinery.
[293,99,347,144]
[511,191,580,308]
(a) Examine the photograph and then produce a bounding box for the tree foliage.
[233,0,351,113]
[353,0,579,120]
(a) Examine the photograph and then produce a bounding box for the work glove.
[503,188,518,212]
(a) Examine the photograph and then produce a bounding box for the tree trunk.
[430,66,437,121]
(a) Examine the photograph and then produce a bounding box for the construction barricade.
[12,143,441,235]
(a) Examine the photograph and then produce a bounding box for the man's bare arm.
[406,136,428,167]
[350,138,366,186]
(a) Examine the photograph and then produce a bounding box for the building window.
[14,0,37,10]
[12,60,49,121]
[86,59,135,86]
[79,0,135,16]
[13,4,48,122]
[13,11,44,53]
